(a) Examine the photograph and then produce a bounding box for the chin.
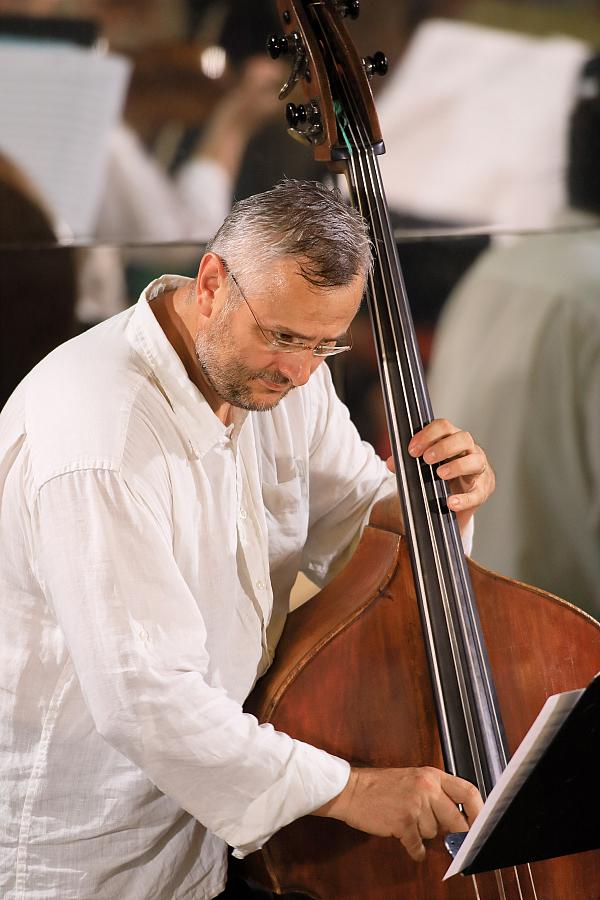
[243,385,292,412]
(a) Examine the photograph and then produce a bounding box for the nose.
[276,349,318,387]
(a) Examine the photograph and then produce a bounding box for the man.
[0,180,493,899]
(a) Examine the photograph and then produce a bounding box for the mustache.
[251,370,292,387]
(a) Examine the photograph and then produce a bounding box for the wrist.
[312,767,359,821]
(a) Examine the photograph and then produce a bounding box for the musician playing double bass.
[0,179,493,899]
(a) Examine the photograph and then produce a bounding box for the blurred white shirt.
[96,124,231,243]
[77,124,233,326]
[0,276,395,899]
[428,212,600,621]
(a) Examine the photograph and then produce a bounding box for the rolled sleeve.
[461,515,474,556]
[230,739,349,857]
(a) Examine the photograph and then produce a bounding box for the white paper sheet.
[0,41,130,237]
[444,686,584,879]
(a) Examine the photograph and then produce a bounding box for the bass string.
[360,121,510,788]
[338,79,491,793]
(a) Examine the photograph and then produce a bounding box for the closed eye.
[272,331,306,345]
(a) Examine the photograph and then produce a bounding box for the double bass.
[243,2,600,897]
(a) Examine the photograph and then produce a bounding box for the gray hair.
[206,178,372,294]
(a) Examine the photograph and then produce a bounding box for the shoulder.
[18,311,165,490]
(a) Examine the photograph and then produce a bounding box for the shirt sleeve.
[96,124,231,243]
[174,158,232,240]
[32,467,349,856]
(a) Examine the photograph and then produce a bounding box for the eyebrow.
[265,321,347,342]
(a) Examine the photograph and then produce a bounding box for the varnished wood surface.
[243,527,600,899]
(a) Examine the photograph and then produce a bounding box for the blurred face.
[194,258,363,413]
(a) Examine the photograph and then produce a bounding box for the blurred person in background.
[0,0,284,244]
[333,9,587,458]
[428,53,600,622]
[0,0,285,323]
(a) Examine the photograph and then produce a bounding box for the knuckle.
[421,821,438,840]
[399,810,416,830]
[463,781,480,800]
[414,771,436,794]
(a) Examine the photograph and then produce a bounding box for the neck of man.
[151,286,234,425]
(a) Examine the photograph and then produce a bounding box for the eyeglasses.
[227,269,353,358]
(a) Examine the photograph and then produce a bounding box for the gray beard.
[194,322,294,412]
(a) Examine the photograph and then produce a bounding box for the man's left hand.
[386,419,495,532]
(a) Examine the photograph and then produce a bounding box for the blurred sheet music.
[0,41,130,238]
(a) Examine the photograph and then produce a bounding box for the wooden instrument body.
[244,521,600,899]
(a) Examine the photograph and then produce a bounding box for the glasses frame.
[227,269,353,358]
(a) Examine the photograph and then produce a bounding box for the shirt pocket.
[261,458,308,549]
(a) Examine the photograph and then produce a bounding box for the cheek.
[309,358,325,376]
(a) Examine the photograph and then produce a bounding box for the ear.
[195,252,229,318]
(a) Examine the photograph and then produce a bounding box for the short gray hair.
[206,178,372,293]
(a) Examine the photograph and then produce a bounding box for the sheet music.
[444,686,584,879]
[0,41,130,237]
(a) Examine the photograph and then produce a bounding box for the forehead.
[248,257,365,332]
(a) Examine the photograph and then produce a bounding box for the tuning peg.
[285,101,322,144]
[363,51,388,78]
[336,0,360,18]
[266,34,290,59]
[285,103,307,129]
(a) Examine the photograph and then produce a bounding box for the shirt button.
[139,628,149,642]
[256,580,266,591]
[240,508,247,520]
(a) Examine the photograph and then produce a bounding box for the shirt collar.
[126,274,248,459]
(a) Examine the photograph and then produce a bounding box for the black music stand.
[445,673,600,877]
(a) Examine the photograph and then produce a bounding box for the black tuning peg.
[285,103,307,129]
[336,0,360,18]
[266,34,289,59]
[363,51,388,78]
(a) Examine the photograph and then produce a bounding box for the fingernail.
[437,465,449,478]
[408,442,421,457]
[424,449,436,463]
[448,496,460,508]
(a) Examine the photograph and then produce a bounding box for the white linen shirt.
[0,276,396,899]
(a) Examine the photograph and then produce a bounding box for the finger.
[429,794,471,836]
[447,485,486,513]
[417,805,439,841]
[421,431,476,467]
[408,418,460,456]
[398,823,426,862]
[440,774,484,826]
[448,466,494,511]
[436,449,487,484]
[386,455,395,473]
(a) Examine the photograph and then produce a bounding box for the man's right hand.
[313,766,483,862]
